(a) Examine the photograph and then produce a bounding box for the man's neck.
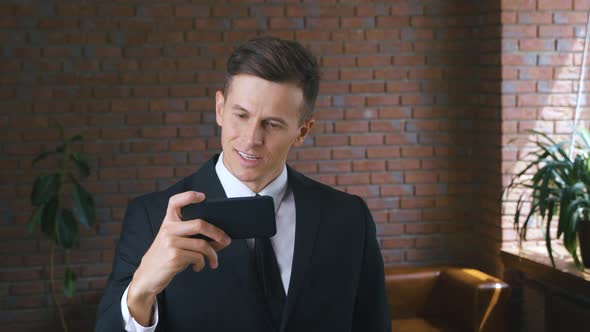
[215,152,288,199]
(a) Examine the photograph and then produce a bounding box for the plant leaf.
[56,209,78,249]
[68,134,83,143]
[69,152,90,178]
[31,174,61,206]
[558,186,571,238]
[563,213,583,271]
[514,193,524,231]
[537,166,553,219]
[530,129,567,157]
[55,143,65,153]
[563,209,580,264]
[521,201,541,241]
[27,205,44,234]
[70,176,95,228]
[63,268,77,298]
[514,155,546,180]
[50,119,65,142]
[577,126,590,151]
[32,151,58,165]
[566,198,588,235]
[546,201,555,268]
[40,197,59,242]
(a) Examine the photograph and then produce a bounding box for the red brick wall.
[501,0,590,251]
[2,0,571,330]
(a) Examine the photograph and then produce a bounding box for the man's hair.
[224,36,320,122]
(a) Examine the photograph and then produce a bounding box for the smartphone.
[180,195,276,240]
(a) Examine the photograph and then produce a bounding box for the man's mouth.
[237,150,261,161]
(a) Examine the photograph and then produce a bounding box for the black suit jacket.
[95,155,390,332]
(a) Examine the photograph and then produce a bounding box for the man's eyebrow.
[232,104,250,112]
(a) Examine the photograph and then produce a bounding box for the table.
[501,243,590,332]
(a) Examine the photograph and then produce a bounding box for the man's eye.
[265,121,281,129]
[235,113,247,119]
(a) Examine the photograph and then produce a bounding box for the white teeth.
[238,150,259,160]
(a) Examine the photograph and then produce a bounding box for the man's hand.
[127,191,231,326]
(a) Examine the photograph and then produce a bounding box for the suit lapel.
[280,167,323,331]
[183,154,227,200]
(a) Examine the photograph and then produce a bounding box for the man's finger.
[175,219,231,247]
[173,236,220,269]
[169,219,231,248]
[210,241,228,251]
[176,249,206,272]
[165,191,206,221]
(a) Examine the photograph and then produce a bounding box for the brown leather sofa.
[385,266,510,332]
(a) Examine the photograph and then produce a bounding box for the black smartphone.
[180,195,276,240]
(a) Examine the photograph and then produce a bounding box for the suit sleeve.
[351,197,391,332]
[95,197,158,332]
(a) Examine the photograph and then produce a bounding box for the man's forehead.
[224,74,308,121]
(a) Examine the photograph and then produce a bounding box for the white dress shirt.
[121,152,296,331]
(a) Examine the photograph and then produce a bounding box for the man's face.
[215,74,314,192]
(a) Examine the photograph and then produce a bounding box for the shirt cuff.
[120,284,159,332]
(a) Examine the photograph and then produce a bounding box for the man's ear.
[215,90,225,127]
[294,119,315,146]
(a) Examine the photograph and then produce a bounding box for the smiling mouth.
[236,150,261,161]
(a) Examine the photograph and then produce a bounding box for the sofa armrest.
[424,268,510,332]
[384,266,444,319]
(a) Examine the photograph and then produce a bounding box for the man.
[95,37,390,332]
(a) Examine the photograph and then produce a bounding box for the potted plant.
[504,127,590,271]
[27,121,95,332]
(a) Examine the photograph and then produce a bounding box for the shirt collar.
[215,152,288,213]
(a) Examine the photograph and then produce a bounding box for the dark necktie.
[254,195,286,330]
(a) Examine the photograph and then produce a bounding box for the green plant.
[27,122,95,332]
[504,127,590,271]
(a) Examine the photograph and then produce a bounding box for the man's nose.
[244,121,263,146]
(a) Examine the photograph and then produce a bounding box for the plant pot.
[579,220,590,268]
